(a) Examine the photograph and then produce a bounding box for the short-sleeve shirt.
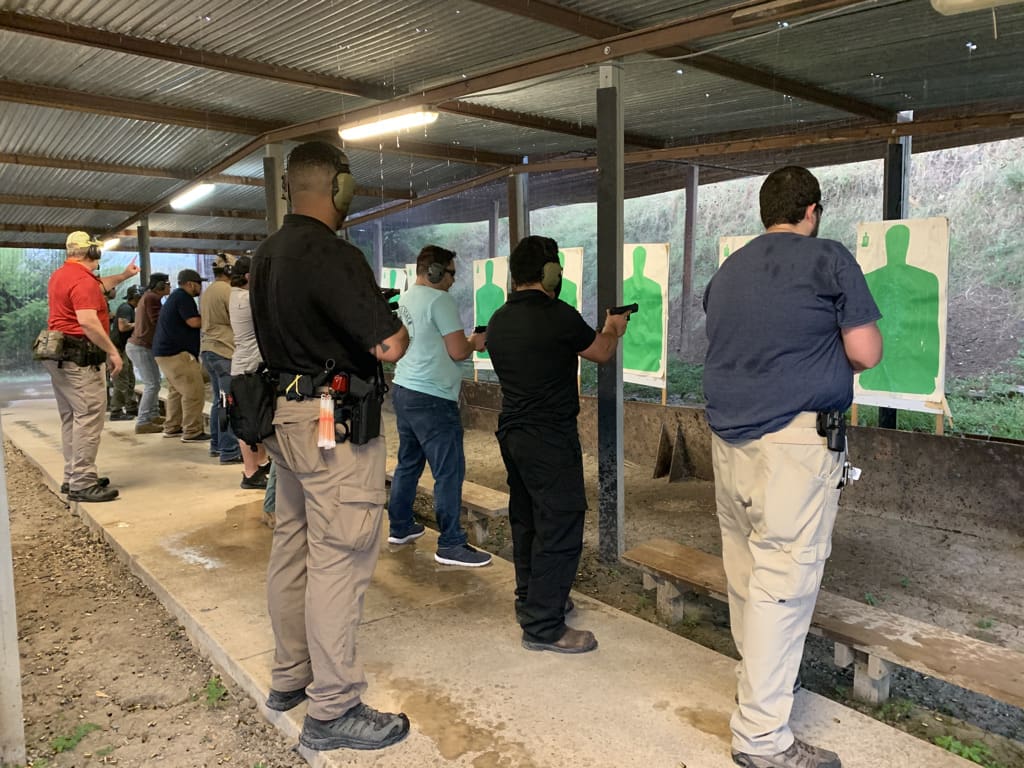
[200,279,234,359]
[249,214,402,379]
[128,290,162,348]
[486,290,597,435]
[47,260,108,338]
[393,284,465,402]
[702,232,881,442]
[152,287,200,358]
[111,301,135,349]
[229,287,262,376]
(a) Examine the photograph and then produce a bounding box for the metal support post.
[264,143,286,235]
[507,172,529,252]
[137,216,151,287]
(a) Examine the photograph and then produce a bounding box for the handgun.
[609,303,639,316]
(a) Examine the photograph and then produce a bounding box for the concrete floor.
[2,397,973,768]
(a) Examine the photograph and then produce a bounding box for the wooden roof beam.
[468,0,892,122]
[0,10,389,101]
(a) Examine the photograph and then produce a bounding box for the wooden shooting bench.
[384,458,508,546]
[622,538,1024,709]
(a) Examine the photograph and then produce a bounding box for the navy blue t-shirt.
[702,232,880,442]
[152,288,200,358]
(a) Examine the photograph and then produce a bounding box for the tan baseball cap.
[66,231,103,251]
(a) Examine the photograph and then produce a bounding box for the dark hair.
[415,245,456,275]
[286,141,348,192]
[230,256,251,288]
[759,166,821,228]
[147,272,169,290]
[509,235,558,285]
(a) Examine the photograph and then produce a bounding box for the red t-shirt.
[47,260,109,338]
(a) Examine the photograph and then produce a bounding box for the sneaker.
[162,428,183,438]
[209,449,221,457]
[240,472,268,490]
[135,422,163,435]
[732,739,841,768]
[435,543,492,567]
[522,627,597,654]
[181,432,212,443]
[109,410,130,421]
[388,523,426,545]
[220,455,244,465]
[299,702,409,751]
[151,415,166,425]
[265,687,308,712]
[257,461,272,477]
[61,477,109,494]
[68,483,119,503]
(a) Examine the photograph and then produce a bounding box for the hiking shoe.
[61,477,109,494]
[299,702,409,751]
[151,415,166,425]
[241,472,268,490]
[162,428,183,438]
[68,483,119,503]
[522,627,597,654]
[732,739,841,768]
[388,523,425,545]
[181,432,212,443]
[435,544,492,567]
[265,687,307,712]
[135,422,163,435]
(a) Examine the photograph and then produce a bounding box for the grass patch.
[50,722,101,753]
[933,735,1005,767]
[204,675,228,708]
[875,698,914,723]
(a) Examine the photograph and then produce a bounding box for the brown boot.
[522,627,597,654]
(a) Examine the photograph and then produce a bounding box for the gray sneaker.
[434,544,492,567]
[733,739,841,768]
[299,703,409,751]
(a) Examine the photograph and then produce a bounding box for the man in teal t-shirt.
[389,246,490,567]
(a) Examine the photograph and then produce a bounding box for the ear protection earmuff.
[541,261,562,294]
[427,262,447,284]
[153,281,167,292]
[86,244,101,260]
[330,151,355,217]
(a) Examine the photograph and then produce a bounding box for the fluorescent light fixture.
[339,108,439,141]
[101,238,120,251]
[170,183,216,210]
[931,0,1023,13]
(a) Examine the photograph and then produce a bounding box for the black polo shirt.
[249,214,402,379]
[486,290,596,435]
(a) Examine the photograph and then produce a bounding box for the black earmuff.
[86,244,101,260]
[426,262,446,284]
[541,261,562,293]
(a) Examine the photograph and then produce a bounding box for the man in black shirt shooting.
[249,141,409,752]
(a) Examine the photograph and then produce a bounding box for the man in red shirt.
[44,231,139,502]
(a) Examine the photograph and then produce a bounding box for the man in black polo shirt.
[487,236,629,654]
[249,141,409,752]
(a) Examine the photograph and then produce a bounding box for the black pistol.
[609,302,639,316]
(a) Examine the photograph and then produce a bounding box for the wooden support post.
[642,573,657,591]
[834,642,855,669]
[655,579,686,624]
[468,511,489,547]
[853,653,894,705]
[653,422,672,479]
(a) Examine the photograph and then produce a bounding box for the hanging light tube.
[170,183,216,210]
[339,108,439,141]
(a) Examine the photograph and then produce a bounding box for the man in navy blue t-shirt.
[703,166,882,768]
[153,269,208,442]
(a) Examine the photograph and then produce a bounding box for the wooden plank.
[622,538,1024,709]
[384,458,507,517]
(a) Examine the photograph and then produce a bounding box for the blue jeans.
[389,384,466,549]
[125,342,161,424]
[200,351,241,462]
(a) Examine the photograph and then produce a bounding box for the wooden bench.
[622,538,1024,709]
[384,458,508,546]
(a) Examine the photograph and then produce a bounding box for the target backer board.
[621,243,669,388]
[557,247,584,311]
[473,256,509,371]
[854,217,949,414]
[379,267,407,293]
[405,263,417,292]
[718,235,758,265]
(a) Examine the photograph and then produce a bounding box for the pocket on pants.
[272,417,325,475]
[751,542,827,603]
[329,484,386,552]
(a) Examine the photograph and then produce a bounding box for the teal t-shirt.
[393,284,465,402]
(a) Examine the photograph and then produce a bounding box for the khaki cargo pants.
[712,412,844,757]
[43,359,107,492]
[263,398,386,720]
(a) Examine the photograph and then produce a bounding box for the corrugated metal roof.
[0,165,179,200]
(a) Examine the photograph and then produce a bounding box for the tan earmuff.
[541,261,562,293]
[331,153,356,218]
